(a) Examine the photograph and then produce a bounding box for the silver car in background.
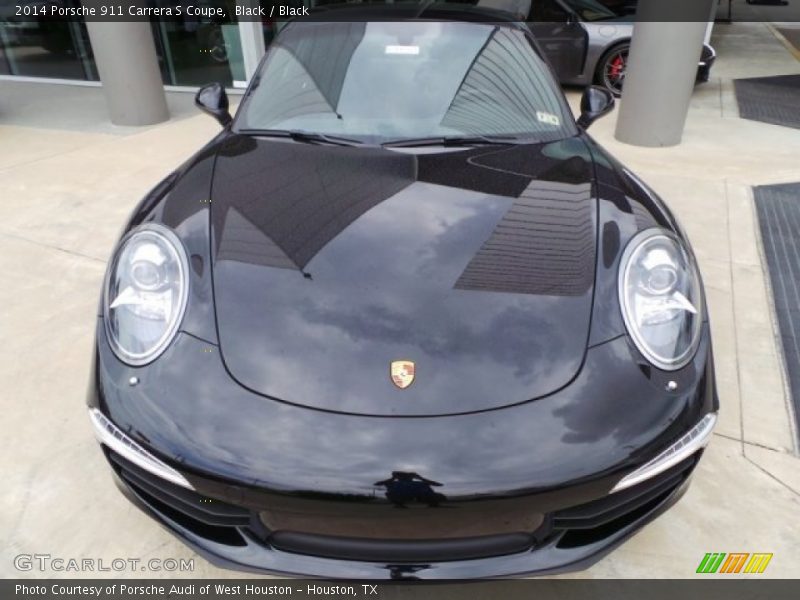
[482,0,716,95]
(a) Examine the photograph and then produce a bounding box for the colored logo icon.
[390,360,416,390]
[696,553,773,574]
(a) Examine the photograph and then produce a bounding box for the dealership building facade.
[0,1,308,88]
[1,0,716,146]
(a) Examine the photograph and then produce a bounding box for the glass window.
[529,0,571,22]
[236,21,575,143]
[561,0,620,21]
[0,3,97,80]
[149,1,242,86]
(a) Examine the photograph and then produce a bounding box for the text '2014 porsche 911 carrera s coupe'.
[88,11,718,579]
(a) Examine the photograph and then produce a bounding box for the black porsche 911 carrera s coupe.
[88,10,718,579]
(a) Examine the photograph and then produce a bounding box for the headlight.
[104,223,188,365]
[619,229,703,371]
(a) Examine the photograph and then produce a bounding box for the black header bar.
[2,0,800,23]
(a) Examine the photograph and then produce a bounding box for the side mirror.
[195,82,232,127]
[577,85,615,130]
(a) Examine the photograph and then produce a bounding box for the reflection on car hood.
[209,135,598,416]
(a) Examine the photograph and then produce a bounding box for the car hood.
[209,135,597,416]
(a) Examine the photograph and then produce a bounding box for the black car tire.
[595,42,629,98]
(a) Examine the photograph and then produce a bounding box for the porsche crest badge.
[390,360,416,389]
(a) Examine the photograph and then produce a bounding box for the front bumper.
[88,323,717,578]
[96,419,708,578]
[106,448,698,578]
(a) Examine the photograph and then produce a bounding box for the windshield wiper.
[381,134,520,148]
[236,129,365,147]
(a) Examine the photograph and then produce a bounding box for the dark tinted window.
[562,0,624,21]
[529,0,571,21]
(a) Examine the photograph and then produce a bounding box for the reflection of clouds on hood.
[416,196,512,280]
[112,334,684,498]
[208,136,599,417]
[299,300,559,379]
[214,180,592,416]
[308,182,497,294]
[551,334,701,454]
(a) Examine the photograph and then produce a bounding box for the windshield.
[235,21,576,144]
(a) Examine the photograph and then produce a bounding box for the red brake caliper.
[609,55,624,81]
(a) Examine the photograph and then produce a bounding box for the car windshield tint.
[561,0,626,21]
[235,21,576,144]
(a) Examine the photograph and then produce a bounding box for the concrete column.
[84,20,168,126]
[614,0,715,147]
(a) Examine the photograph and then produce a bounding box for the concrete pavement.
[1,21,799,579]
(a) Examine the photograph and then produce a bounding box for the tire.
[595,43,630,97]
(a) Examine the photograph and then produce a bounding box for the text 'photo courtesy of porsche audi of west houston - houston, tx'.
[87,6,718,579]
